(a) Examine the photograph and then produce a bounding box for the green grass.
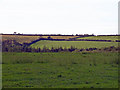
[77,36,120,41]
[30,40,118,49]
[2,52,118,88]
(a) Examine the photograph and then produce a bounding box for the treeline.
[1,33,95,36]
[2,40,120,52]
[2,33,120,36]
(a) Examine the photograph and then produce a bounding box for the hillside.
[77,36,119,41]
[30,40,118,49]
[2,35,79,44]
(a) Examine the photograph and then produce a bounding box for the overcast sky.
[0,0,119,35]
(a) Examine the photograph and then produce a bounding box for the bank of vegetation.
[2,40,119,53]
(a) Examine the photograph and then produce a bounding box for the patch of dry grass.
[2,35,79,44]
[2,35,40,44]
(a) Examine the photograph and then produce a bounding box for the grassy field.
[30,40,118,49]
[2,35,119,88]
[2,52,118,88]
[2,35,79,44]
[77,36,120,41]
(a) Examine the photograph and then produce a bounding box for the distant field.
[77,36,119,41]
[2,35,40,44]
[30,40,118,49]
[42,36,79,39]
[2,35,79,44]
[2,52,118,88]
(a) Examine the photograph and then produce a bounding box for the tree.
[47,36,52,40]
[42,46,47,52]
[68,46,76,52]
[58,47,63,52]
[13,32,17,35]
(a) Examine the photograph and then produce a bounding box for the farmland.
[2,35,119,88]
[2,35,79,44]
[77,36,120,41]
[2,35,40,44]
[30,40,118,49]
[2,52,118,88]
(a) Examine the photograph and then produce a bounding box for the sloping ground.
[30,40,118,49]
[2,35,40,44]
[77,36,119,41]
[2,35,79,44]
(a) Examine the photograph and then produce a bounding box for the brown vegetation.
[2,35,79,44]
[2,35,40,44]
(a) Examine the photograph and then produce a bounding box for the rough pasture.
[2,35,40,44]
[2,52,118,88]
